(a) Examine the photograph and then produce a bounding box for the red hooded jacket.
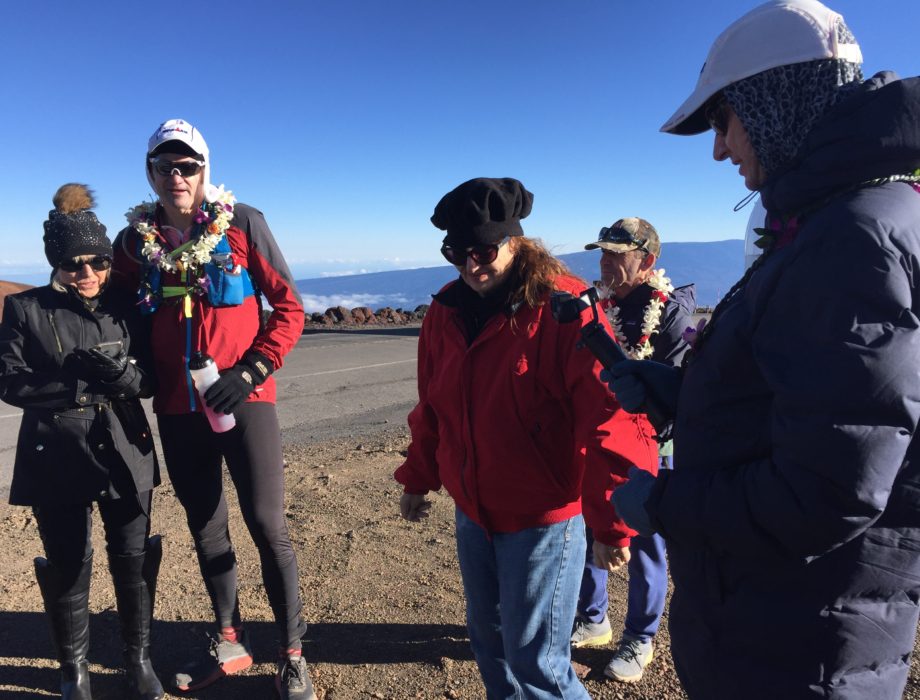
[394,274,657,546]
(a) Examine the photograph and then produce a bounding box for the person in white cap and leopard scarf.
[605,1,920,697]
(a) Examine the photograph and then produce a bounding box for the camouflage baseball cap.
[584,217,660,256]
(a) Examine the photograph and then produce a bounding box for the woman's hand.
[400,493,432,522]
[72,346,128,382]
[592,541,631,572]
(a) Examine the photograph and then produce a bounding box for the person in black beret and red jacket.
[395,177,657,699]
[0,184,163,700]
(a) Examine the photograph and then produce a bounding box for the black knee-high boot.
[34,554,94,700]
[108,536,164,700]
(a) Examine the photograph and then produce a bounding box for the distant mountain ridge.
[296,239,745,313]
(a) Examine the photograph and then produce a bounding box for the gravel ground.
[1,427,918,699]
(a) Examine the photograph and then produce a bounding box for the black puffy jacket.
[0,284,159,505]
[650,73,920,699]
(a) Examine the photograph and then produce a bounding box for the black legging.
[33,491,152,575]
[157,402,305,649]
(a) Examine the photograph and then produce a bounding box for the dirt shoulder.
[1,428,918,699]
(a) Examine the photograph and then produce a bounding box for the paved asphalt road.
[0,327,422,500]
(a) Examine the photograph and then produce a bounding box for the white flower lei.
[601,269,674,360]
[125,185,236,276]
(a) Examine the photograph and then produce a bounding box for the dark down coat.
[649,73,920,699]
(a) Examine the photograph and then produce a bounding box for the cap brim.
[660,89,717,135]
[585,241,642,253]
[149,140,202,158]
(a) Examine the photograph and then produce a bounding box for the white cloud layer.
[301,293,412,314]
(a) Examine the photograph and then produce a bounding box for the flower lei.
[601,269,673,360]
[125,185,236,278]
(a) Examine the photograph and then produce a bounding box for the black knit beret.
[42,184,112,268]
[431,177,534,248]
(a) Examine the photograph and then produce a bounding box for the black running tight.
[157,402,305,649]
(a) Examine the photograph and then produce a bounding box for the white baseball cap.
[660,0,862,135]
[147,118,209,159]
[145,118,212,195]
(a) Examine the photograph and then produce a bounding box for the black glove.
[204,350,274,415]
[72,346,141,397]
[601,360,682,419]
[611,466,658,537]
[72,347,128,382]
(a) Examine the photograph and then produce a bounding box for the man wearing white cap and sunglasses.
[113,120,315,700]
[603,1,920,698]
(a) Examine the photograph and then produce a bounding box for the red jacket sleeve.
[232,204,304,370]
[394,307,443,495]
[559,282,658,547]
[111,226,144,295]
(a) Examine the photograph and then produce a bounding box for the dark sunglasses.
[441,236,511,266]
[148,157,205,178]
[59,256,112,273]
[597,226,649,254]
[705,94,730,136]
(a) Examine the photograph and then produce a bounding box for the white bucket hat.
[660,0,862,135]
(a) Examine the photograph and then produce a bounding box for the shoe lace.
[282,656,305,686]
[206,634,223,660]
[616,638,646,664]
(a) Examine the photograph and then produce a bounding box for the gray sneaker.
[570,614,613,648]
[174,630,254,692]
[275,653,317,700]
[604,634,653,683]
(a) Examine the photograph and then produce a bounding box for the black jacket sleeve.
[0,296,77,409]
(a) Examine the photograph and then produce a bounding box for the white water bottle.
[188,352,236,433]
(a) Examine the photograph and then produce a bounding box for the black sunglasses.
[441,236,511,266]
[597,227,649,254]
[705,93,730,136]
[148,157,205,178]
[59,256,112,273]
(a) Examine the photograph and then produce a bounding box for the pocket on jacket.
[11,409,95,503]
[205,261,247,307]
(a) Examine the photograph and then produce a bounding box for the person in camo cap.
[572,217,695,685]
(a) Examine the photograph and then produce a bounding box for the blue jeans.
[455,508,590,700]
[577,456,670,642]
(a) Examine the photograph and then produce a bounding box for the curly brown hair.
[504,237,582,309]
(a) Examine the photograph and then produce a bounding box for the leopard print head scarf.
[723,19,863,179]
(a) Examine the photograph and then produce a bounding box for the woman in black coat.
[0,184,163,700]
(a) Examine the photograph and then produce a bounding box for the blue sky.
[2,1,917,281]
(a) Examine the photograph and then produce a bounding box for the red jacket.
[112,203,304,414]
[394,275,657,546]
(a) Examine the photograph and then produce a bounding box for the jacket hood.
[761,72,920,216]
[670,284,697,315]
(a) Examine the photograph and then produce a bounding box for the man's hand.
[204,366,255,415]
[204,351,274,415]
[592,541,631,572]
[400,493,432,522]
